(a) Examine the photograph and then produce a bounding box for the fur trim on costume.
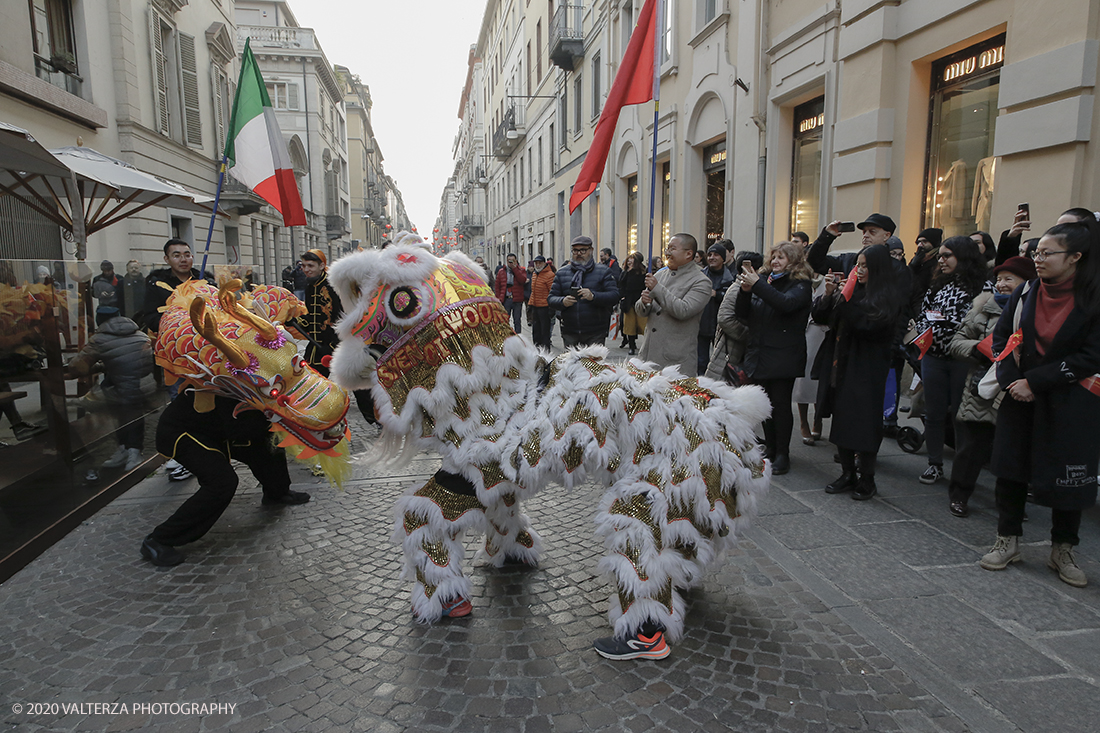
[329,245,773,644]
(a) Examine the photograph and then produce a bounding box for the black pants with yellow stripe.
[149,434,293,547]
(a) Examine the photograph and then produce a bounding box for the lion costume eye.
[382,284,433,328]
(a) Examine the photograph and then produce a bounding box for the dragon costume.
[152,278,352,485]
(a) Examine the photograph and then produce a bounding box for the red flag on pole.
[840,266,858,301]
[569,0,657,214]
[910,326,934,359]
[993,329,1023,362]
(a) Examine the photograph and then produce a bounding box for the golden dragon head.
[154,279,352,482]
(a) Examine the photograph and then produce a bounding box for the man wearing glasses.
[548,235,620,347]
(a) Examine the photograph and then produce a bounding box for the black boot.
[852,452,878,501]
[826,449,858,493]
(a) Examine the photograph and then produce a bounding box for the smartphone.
[838,222,856,233]
[1018,202,1030,219]
[570,287,581,298]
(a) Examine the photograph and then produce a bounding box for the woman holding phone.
[813,245,906,500]
[981,221,1100,587]
[734,242,814,475]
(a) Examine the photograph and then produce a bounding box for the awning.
[0,122,221,259]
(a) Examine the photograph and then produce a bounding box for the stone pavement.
[2,334,1099,732]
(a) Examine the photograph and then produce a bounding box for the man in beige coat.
[636,233,712,376]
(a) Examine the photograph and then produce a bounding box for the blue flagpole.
[647,0,663,273]
[200,156,228,279]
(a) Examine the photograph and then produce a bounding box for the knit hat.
[993,256,1037,282]
[707,243,726,257]
[886,235,905,252]
[533,254,546,262]
[857,213,896,234]
[916,228,943,248]
[100,259,114,270]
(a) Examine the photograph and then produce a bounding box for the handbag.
[723,361,748,387]
[976,362,1000,400]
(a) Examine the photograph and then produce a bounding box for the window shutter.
[288,83,299,111]
[149,10,170,135]
[211,66,227,157]
[179,32,202,147]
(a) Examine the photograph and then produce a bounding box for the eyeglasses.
[1033,249,1069,262]
[937,252,956,260]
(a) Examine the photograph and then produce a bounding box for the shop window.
[703,141,726,242]
[661,162,671,248]
[924,35,1004,237]
[791,96,824,237]
[627,175,639,252]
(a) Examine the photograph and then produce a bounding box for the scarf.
[570,256,595,290]
[993,292,1011,308]
[1034,274,1076,356]
[767,271,787,285]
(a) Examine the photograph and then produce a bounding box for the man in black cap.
[907,227,944,313]
[698,242,735,374]
[548,235,619,347]
[806,213,898,276]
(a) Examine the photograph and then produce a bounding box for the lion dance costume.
[327,234,771,650]
[153,278,352,484]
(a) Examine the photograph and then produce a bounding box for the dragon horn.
[217,279,279,341]
[189,296,250,369]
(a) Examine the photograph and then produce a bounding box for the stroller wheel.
[897,426,923,454]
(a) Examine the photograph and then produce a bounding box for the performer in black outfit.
[140,392,309,567]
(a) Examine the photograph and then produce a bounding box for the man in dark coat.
[698,243,735,375]
[144,239,214,335]
[289,249,377,430]
[548,236,620,347]
[600,248,623,282]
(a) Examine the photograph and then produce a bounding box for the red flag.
[975,332,995,361]
[1080,375,1100,396]
[569,0,657,213]
[910,326,934,359]
[840,266,858,301]
[993,329,1023,362]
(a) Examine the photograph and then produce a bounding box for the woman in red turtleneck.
[981,219,1100,588]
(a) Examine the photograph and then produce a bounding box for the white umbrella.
[0,122,220,259]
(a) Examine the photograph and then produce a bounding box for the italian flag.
[224,39,306,226]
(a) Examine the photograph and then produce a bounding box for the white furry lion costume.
[327,233,770,644]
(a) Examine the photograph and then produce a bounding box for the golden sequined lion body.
[328,236,770,642]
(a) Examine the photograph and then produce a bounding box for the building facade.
[445,0,1100,270]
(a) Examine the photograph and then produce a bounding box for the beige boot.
[980,535,1021,570]
[1048,542,1087,587]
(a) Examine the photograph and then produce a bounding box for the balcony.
[492,104,526,160]
[549,4,585,71]
[236,25,318,52]
[459,215,485,237]
[326,214,348,240]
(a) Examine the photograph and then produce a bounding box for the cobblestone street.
[2,380,1099,732]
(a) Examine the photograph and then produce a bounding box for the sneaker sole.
[980,555,1021,571]
[1047,559,1088,587]
[595,646,670,661]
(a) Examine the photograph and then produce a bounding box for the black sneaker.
[919,465,944,484]
[262,490,311,506]
[593,630,670,660]
[140,537,186,567]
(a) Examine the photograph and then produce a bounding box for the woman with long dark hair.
[814,245,906,500]
[912,236,988,484]
[734,242,814,475]
[981,221,1100,587]
[619,251,648,355]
